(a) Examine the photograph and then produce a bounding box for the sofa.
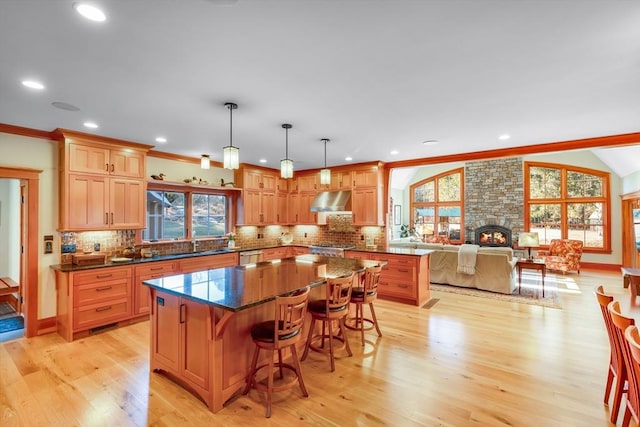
[537,239,583,274]
[389,239,517,294]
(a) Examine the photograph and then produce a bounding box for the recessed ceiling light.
[390,150,399,155]
[83,122,98,129]
[345,156,353,162]
[498,134,511,140]
[22,80,45,90]
[155,137,167,143]
[422,139,438,146]
[73,3,107,22]
[51,101,80,111]
[259,159,267,164]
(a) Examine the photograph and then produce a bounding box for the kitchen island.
[141,254,380,413]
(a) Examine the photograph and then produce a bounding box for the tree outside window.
[526,162,609,251]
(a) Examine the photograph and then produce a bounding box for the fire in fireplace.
[474,225,512,247]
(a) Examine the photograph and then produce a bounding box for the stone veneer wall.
[464,157,524,244]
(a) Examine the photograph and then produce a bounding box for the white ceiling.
[1,0,639,175]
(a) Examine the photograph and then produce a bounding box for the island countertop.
[141,254,381,312]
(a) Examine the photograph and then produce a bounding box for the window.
[192,193,227,237]
[525,162,610,251]
[410,168,464,242]
[143,185,231,241]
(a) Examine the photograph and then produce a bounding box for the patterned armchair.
[537,239,583,274]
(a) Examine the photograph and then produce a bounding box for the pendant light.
[280,124,294,179]
[320,138,331,185]
[223,102,239,170]
[200,154,210,169]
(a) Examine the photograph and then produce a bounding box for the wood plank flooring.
[0,269,633,426]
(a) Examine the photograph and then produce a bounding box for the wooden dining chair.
[243,286,310,418]
[301,273,354,372]
[346,264,383,346]
[595,285,627,423]
[608,300,636,426]
[624,324,640,427]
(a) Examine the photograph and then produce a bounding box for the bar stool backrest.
[274,286,310,346]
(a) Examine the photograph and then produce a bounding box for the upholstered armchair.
[537,239,583,274]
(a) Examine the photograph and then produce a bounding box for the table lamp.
[518,232,539,260]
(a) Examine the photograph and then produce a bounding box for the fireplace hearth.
[474,225,512,247]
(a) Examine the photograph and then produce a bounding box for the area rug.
[429,271,561,309]
[0,315,24,334]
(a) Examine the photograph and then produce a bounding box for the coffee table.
[517,259,546,297]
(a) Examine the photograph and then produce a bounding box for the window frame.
[524,161,611,253]
[141,181,237,243]
[409,167,464,243]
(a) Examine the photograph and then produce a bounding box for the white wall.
[0,179,20,281]
[0,132,58,318]
[623,170,640,194]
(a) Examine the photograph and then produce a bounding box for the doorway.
[0,178,23,341]
[0,166,40,339]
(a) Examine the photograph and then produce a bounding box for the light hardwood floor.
[0,269,633,426]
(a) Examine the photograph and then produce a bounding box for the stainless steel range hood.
[310,190,352,212]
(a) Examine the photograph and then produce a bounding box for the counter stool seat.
[302,273,354,372]
[243,286,310,418]
[345,265,383,346]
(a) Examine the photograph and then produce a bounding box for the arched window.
[410,168,464,243]
[525,162,610,252]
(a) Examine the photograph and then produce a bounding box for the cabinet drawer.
[74,279,130,307]
[135,262,176,276]
[73,298,131,330]
[73,267,132,285]
[374,255,417,269]
[344,251,370,261]
[178,253,238,273]
[377,277,415,298]
[381,266,416,282]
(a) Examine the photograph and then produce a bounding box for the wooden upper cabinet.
[56,129,152,231]
[276,177,289,193]
[69,141,145,178]
[328,171,353,190]
[296,174,318,192]
[239,167,278,191]
[353,168,379,188]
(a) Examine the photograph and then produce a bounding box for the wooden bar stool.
[346,264,382,346]
[595,285,626,423]
[301,273,354,372]
[609,300,636,426]
[243,286,310,418]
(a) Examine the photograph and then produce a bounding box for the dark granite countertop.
[141,255,381,312]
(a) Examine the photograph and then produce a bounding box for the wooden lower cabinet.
[134,261,177,316]
[151,292,211,393]
[262,246,289,261]
[55,265,135,341]
[344,251,431,306]
[178,253,238,273]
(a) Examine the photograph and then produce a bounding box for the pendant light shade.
[223,102,239,170]
[320,138,331,185]
[280,124,294,179]
[200,154,210,169]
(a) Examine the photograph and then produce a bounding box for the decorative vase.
[228,240,235,249]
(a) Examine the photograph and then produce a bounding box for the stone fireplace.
[474,224,512,247]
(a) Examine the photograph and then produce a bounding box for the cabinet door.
[135,262,176,316]
[152,292,181,372]
[297,174,318,192]
[276,192,288,224]
[110,149,145,178]
[352,187,378,225]
[287,193,300,224]
[110,178,145,229]
[261,173,277,192]
[181,298,211,390]
[68,143,109,175]
[329,172,352,190]
[353,169,378,188]
[243,169,263,190]
[241,190,262,225]
[261,191,276,224]
[68,174,109,229]
[276,177,289,193]
[298,193,317,224]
